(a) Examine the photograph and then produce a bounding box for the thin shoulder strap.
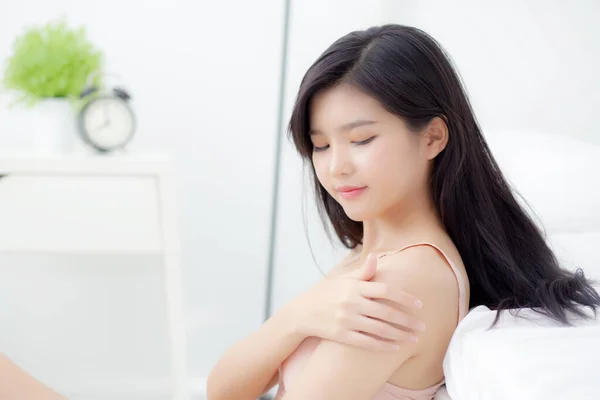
[378,242,468,323]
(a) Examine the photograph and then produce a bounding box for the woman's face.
[309,84,438,222]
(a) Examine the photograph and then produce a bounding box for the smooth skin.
[0,353,65,400]
[279,83,470,399]
[207,250,427,400]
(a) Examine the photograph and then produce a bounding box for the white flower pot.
[27,98,82,154]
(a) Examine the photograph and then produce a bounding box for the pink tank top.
[274,242,468,400]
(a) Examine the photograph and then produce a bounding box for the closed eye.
[313,136,376,152]
[353,136,377,146]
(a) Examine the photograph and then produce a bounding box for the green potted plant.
[1,19,104,153]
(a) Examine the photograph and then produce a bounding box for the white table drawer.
[0,175,162,253]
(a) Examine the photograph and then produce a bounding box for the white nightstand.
[0,154,189,400]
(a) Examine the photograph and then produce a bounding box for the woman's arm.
[206,305,304,400]
[208,250,426,400]
[206,250,362,400]
[281,246,460,400]
[0,353,66,400]
[207,250,367,400]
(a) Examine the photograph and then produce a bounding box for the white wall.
[380,0,600,145]
[0,0,284,392]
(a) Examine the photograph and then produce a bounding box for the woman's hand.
[287,254,425,351]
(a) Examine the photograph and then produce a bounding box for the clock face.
[80,96,135,151]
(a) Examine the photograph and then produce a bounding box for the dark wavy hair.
[287,24,600,325]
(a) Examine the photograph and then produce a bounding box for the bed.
[435,130,600,400]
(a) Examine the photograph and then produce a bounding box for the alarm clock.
[78,72,136,153]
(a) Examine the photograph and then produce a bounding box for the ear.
[422,116,449,160]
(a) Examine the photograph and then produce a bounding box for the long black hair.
[288,24,600,325]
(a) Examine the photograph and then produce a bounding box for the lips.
[337,186,367,199]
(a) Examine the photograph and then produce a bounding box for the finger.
[358,281,423,309]
[363,253,377,280]
[342,330,401,352]
[347,253,377,281]
[352,315,419,343]
[357,297,425,333]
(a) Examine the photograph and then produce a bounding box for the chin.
[341,206,375,222]
[344,213,365,222]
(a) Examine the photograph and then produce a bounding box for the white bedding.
[436,130,600,400]
[434,386,452,400]
[442,305,600,400]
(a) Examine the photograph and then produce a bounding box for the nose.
[329,145,354,178]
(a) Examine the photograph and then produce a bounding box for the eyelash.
[313,136,376,152]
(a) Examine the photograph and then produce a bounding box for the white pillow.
[443,306,600,400]
[442,131,600,399]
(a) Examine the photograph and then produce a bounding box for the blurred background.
[0,0,598,399]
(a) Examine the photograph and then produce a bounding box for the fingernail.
[416,322,426,332]
[414,300,423,308]
[409,335,419,343]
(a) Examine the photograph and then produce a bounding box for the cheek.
[363,142,403,180]
[366,140,421,187]
[311,155,330,187]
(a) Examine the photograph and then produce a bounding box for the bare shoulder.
[374,244,464,351]
[376,244,462,292]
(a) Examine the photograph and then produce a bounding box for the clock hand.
[94,118,110,131]
[96,102,110,130]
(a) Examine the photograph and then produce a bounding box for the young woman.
[207,24,600,400]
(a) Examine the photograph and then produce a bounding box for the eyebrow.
[309,119,378,136]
